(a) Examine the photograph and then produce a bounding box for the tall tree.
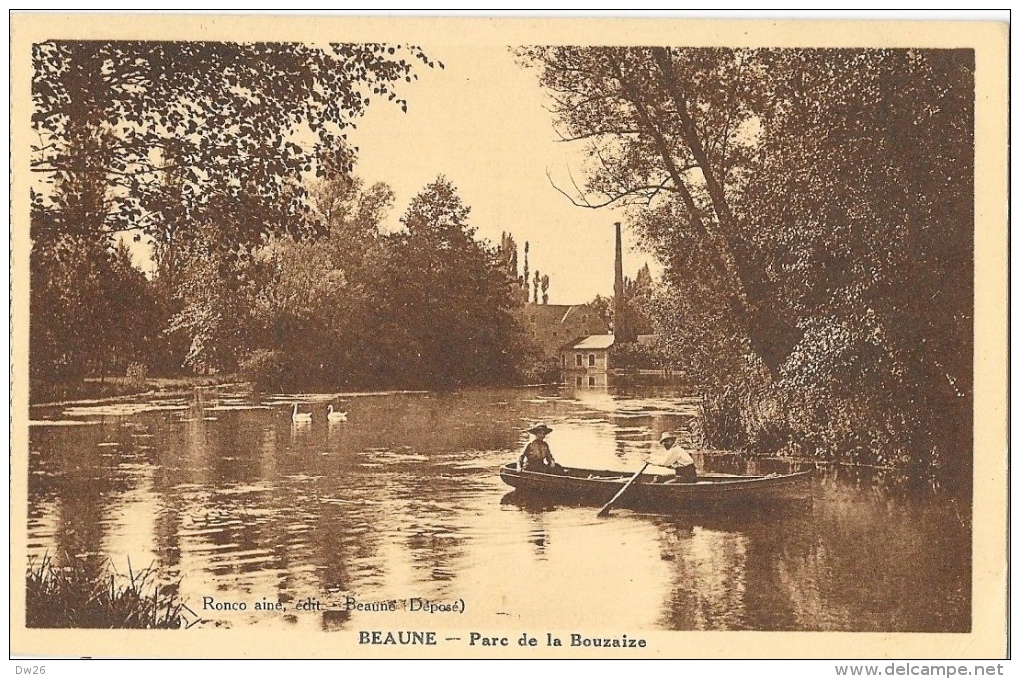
[183,175,398,388]
[30,201,158,389]
[384,177,526,387]
[520,46,802,372]
[497,231,520,281]
[521,46,974,478]
[30,41,435,386]
[522,241,530,300]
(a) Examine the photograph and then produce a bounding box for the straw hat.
[528,423,553,435]
[659,431,678,444]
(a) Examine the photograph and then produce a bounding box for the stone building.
[521,302,609,362]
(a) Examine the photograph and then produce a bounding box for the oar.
[597,461,650,517]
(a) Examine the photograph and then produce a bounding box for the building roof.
[559,305,585,323]
[524,303,575,324]
[564,335,616,350]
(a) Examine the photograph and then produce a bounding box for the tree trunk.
[609,55,749,327]
[648,47,803,374]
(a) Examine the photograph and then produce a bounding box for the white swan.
[327,404,347,422]
[292,403,312,423]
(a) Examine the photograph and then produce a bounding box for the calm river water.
[27,386,970,632]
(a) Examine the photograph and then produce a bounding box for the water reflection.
[27,387,969,632]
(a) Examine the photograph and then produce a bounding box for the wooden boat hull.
[499,462,813,511]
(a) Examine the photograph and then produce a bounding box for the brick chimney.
[613,221,627,341]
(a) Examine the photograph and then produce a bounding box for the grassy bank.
[26,554,194,629]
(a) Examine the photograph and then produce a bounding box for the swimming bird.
[292,404,312,423]
[327,404,347,422]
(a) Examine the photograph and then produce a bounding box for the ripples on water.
[27,386,970,632]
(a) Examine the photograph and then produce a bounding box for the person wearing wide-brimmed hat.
[649,431,697,483]
[518,423,562,473]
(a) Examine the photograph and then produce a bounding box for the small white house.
[560,335,615,388]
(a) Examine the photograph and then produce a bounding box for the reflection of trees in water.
[153,505,182,573]
[770,482,970,632]
[387,471,476,596]
[653,472,970,631]
[313,501,359,595]
[655,506,819,630]
[318,390,522,455]
[27,403,388,629]
[30,418,141,566]
[52,478,120,565]
[737,510,809,630]
[182,415,384,617]
[206,411,269,486]
[655,517,749,630]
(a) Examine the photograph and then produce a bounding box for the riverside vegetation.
[26,554,192,628]
[30,43,973,486]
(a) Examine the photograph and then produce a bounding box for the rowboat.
[499,462,813,511]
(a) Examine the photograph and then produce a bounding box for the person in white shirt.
[650,431,697,483]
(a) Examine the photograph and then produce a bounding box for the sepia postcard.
[9,12,1009,661]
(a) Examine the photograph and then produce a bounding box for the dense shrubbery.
[612,341,663,371]
[238,349,286,392]
[521,355,561,385]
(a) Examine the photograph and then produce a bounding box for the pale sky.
[348,44,651,304]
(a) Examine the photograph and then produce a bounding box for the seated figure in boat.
[650,431,698,483]
[518,423,563,473]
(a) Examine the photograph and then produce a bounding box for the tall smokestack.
[613,222,626,341]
